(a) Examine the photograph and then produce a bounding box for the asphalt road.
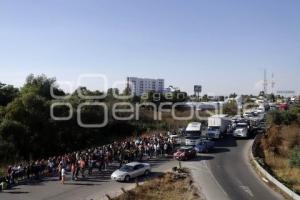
[184,136,284,200]
[0,158,178,200]
[0,136,284,200]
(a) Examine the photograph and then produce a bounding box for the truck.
[207,114,230,139]
[233,123,249,138]
[184,122,202,146]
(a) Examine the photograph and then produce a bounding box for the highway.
[0,136,284,200]
[184,136,284,200]
[0,159,178,200]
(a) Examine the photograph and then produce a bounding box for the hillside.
[258,107,300,194]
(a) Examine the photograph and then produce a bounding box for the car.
[173,146,197,161]
[194,140,215,153]
[111,162,151,182]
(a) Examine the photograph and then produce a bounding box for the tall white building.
[127,77,164,96]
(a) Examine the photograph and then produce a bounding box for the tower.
[271,73,275,94]
[263,69,268,96]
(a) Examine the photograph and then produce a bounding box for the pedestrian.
[61,167,66,184]
[79,158,85,178]
[71,163,76,181]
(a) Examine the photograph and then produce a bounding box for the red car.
[174,146,197,161]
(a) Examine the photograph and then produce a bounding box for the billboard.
[194,85,202,93]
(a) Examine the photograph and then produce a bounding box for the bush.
[289,146,300,168]
[268,110,298,125]
[282,111,297,125]
[268,110,283,125]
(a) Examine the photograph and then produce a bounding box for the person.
[7,166,13,185]
[71,163,76,181]
[88,158,93,175]
[58,162,62,181]
[61,167,66,184]
[79,158,85,178]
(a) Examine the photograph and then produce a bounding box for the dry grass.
[113,171,202,200]
[260,124,300,194]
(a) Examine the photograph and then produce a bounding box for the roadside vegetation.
[258,105,300,194]
[0,74,204,168]
[113,169,202,200]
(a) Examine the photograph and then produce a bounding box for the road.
[183,136,284,200]
[0,136,284,200]
[0,158,178,200]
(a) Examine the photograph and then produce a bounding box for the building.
[127,77,164,96]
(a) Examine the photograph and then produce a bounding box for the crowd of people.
[2,132,178,187]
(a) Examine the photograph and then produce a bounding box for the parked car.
[194,140,215,153]
[111,162,151,182]
[173,146,197,161]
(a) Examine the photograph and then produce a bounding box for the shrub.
[289,146,300,168]
[268,110,283,125]
[282,111,297,125]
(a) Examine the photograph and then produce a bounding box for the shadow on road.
[214,135,238,148]
[64,182,97,186]
[191,156,214,162]
[4,191,29,194]
[211,148,230,154]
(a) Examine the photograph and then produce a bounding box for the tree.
[202,94,208,102]
[289,146,300,168]
[223,101,238,116]
[229,93,237,98]
[259,91,265,97]
[0,119,29,160]
[0,82,19,106]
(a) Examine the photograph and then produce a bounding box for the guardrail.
[250,136,300,200]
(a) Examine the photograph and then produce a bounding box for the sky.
[0,0,300,95]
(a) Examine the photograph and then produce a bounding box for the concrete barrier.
[250,138,300,200]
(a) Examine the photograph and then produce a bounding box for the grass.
[113,170,202,200]
[260,124,300,194]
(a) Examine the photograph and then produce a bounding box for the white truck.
[184,122,202,146]
[207,114,230,139]
[233,123,249,138]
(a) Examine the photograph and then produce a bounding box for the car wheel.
[144,170,150,176]
[124,175,130,182]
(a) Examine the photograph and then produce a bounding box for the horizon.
[1,0,300,96]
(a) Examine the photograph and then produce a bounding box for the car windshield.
[119,165,134,172]
[185,131,201,137]
[186,136,200,140]
[236,125,247,129]
[208,127,219,131]
[179,148,190,152]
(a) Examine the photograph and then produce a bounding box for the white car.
[111,162,151,182]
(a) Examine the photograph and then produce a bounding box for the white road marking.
[204,160,230,198]
[262,178,269,183]
[240,186,254,197]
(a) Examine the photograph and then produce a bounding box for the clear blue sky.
[0,0,299,95]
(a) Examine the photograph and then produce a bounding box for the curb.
[250,139,300,200]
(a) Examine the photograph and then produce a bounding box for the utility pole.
[271,73,275,94]
[264,69,268,96]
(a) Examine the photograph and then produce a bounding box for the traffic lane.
[0,158,178,200]
[182,157,231,200]
[208,137,283,200]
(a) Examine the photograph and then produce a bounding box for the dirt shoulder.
[113,168,203,200]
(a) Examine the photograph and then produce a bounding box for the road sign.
[194,85,202,93]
